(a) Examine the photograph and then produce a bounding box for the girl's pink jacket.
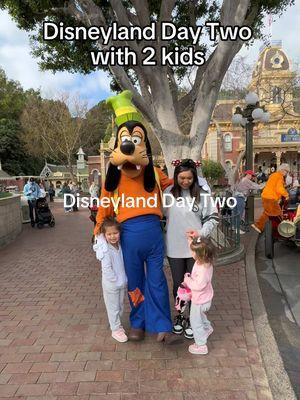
[184,262,213,305]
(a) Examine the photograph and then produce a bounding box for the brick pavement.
[0,203,273,399]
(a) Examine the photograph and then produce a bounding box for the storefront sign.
[281,128,300,142]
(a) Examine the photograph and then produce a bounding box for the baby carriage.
[35,197,55,229]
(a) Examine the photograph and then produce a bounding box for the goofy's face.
[110,121,150,179]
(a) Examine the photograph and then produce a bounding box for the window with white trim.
[224,134,232,152]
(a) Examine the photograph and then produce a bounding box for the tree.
[219,55,253,100]
[201,159,224,187]
[81,100,113,155]
[21,93,90,180]
[1,0,294,171]
[0,118,43,175]
[0,68,43,175]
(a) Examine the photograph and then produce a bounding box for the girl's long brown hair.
[170,159,200,203]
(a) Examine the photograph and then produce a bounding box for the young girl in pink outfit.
[184,236,214,355]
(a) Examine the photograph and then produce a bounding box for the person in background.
[44,180,50,192]
[252,163,290,233]
[23,177,41,227]
[285,172,293,189]
[89,182,99,199]
[89,198,99,226]
[233,170,263,234]
[70,182,79,212]
[61,182,72,213]
[256,166,267,184]
[286,174,300,206]
[48,183,55,202]
[38,182,46,198]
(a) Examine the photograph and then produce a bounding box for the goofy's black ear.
[105,163,121,192]
[113,134,118,149]
[143,138,156,192]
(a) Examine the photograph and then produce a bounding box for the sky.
[0,2,300,110]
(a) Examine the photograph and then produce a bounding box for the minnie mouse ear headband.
[191,236,201,245]
[171,159,202,168]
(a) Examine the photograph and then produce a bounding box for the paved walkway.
[0,203,273,399]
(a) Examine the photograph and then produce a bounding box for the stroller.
[35,197,55,229]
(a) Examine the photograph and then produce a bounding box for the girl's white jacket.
[93,234,127,288]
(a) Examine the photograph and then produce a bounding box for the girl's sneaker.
[206,327,214,338]
[112,328,128,343]
[184,318,194,339]
[188,343,208,355]
[172,314,185,335]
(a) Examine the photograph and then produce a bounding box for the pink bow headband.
[171,159,202,167]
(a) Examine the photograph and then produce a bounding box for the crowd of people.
[23,178,82,225]
[232,163,299,234]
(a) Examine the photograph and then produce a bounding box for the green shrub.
[0,192,13,199]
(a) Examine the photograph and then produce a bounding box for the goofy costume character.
[94,90,182,344]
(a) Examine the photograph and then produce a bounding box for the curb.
[245,230,297,400]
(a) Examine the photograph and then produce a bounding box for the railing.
[212,213,242,257]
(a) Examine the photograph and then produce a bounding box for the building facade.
[39,148,89,191]
[203,42,300,177]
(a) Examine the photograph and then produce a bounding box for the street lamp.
[232,92,270,225]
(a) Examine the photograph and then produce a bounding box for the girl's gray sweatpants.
[102,283,126,332]
[190,301,212,345]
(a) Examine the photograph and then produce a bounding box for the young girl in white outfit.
[183,236,215,355]
[93,217,128,343]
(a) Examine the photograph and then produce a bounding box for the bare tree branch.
[126,9,140,25]
[189,0,252,146]
[159,0,176,22]
[131,0,150,27]
[109,0,140,53]
[73,0,160,132]
[178,53,214,115]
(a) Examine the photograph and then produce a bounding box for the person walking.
[252,163,290,233]
[23,177,41,227]
[164,159,218,339]
[233,170,262,234]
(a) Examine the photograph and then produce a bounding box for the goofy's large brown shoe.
[128,328,145,341]
[157,332,184,345]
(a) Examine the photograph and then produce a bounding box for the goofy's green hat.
[106,90,143,127]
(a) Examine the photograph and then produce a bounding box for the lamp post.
[232,92,270,225]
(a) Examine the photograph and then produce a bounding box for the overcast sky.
[0,2,299,109]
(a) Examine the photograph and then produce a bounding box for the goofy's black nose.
[120,140,135,155]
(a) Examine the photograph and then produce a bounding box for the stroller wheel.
[37,222,43,229]
[49,219,55,227]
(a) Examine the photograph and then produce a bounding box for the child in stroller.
[35,197,55,229]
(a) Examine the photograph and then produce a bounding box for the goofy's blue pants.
[121,215,172,333]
